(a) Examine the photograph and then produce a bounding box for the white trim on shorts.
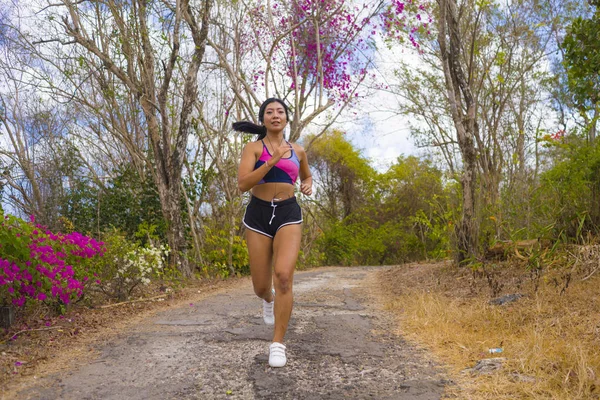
[276,219,303,232]
[243,221,273,238]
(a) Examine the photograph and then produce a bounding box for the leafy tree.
[308,132,450,266]
[17,0,213,277]
[563,0,600,141]
[308,130,377,220]
[378,156,450,262]
[61,164,166,242]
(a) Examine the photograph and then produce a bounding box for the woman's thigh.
[272,224,302,285]
[246,229,274,291]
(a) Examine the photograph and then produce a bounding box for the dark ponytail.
[232,98,291,141]
[232,121,267,140]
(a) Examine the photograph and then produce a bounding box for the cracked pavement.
[11,266,448,399]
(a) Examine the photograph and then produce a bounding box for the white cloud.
[332,37,425,172]
[338,100,418,172]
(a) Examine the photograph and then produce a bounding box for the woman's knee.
[253,284,271,299]
[274,271,293,294]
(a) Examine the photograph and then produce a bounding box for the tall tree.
[386,0,562,258]
[436,0,479,263]
[21,0,213,276]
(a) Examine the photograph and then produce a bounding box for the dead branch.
[98,294,168,309]
[485,239,550,260]
[2,326,62,343]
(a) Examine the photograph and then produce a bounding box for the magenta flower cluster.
[244,0,432,104]
[380,0,434,50]
[247,0,380,103]
[288,0,371,101]
[0,214,105,308]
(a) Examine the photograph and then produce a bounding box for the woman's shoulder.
[290,142,307,160]
[243,140,264,153]
[290,141,305,152]
[290,143,304,154]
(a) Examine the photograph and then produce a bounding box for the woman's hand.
[300,178,312,196]
[295,145,312,196]
[270,143,292,163]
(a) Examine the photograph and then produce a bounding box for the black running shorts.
[243,195,303,238]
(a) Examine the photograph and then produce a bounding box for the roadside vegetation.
[379,257,600,399]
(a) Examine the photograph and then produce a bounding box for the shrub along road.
[7,266,448,399]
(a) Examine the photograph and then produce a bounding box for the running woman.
[234,98,313,367]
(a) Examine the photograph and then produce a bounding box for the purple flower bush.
[0,212,105,308]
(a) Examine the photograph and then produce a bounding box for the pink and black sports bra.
[254,140,300,185]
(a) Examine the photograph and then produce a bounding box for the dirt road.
[9,266,448,399]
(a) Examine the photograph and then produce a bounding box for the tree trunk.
[438,0,479,264]
[59,0,212,277]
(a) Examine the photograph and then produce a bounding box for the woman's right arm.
[237,142,273,192]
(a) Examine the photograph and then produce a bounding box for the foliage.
[309,130,378,219]
[316,218,369,266]
[535,135,600,238]
[201,227,249,278]
[309,133,451,266]
[317,216,438,266]
[377,156,451,260]
[562,0,600,111]
[0,209,172,308]
[61,164,166,243]
[0,212,104,309]
[91,230,171,302]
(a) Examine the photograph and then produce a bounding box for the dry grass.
[378,261,600,399]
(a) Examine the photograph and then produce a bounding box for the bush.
[0,212,104,309]
[535,136,600,239]
[201,227,249,278]
[317,220,360,266]
[316,211,450,266]
[91,230,171,302]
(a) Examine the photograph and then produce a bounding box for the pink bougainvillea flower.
[12,297,25,307]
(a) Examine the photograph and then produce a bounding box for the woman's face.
[262,101,287,133]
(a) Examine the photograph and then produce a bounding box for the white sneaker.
[262,298,274,325]
[269,342,286,367]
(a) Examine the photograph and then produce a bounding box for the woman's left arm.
[296,145,313,196]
